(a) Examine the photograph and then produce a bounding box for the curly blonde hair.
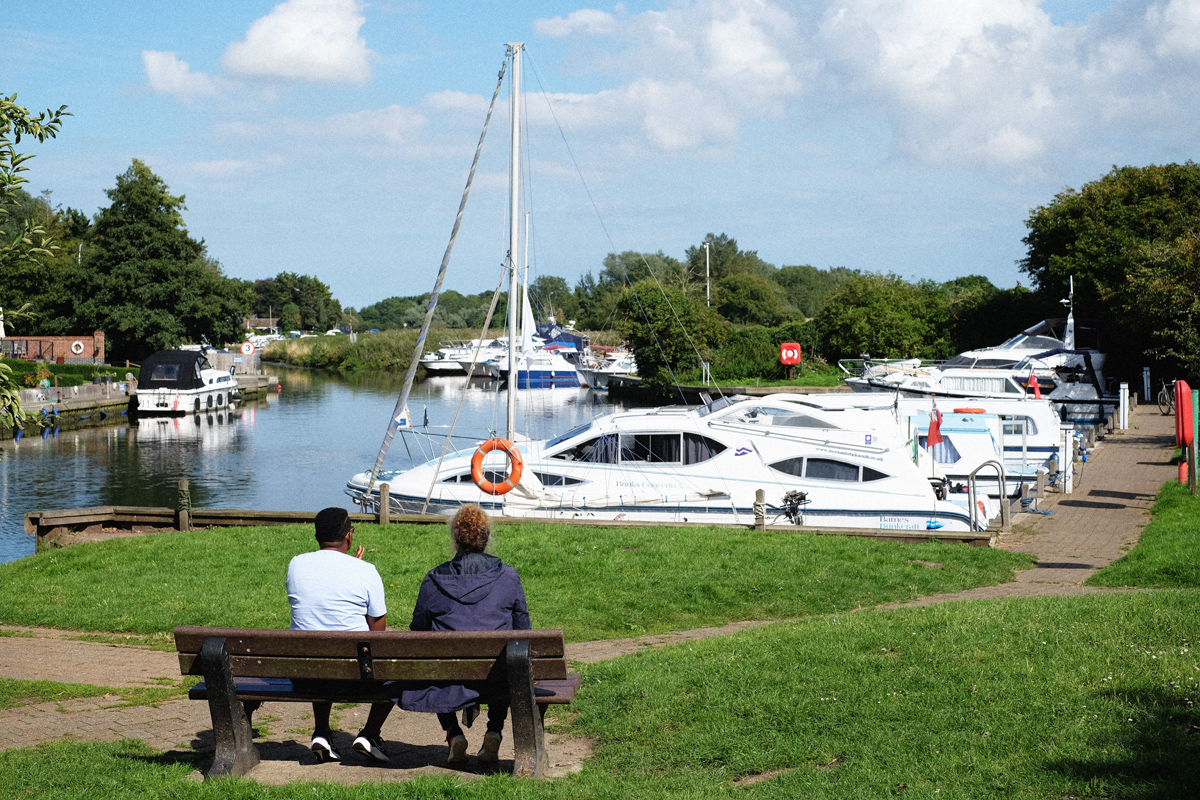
[450,504,491,554]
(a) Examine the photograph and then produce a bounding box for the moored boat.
[130,350,238,416]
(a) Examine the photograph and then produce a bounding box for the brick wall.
[1,331,106,364]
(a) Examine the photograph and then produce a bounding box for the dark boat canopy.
[535,323,589,352]
[137,350,213,391]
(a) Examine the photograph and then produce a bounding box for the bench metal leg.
[199,636,260,779]
[506,639,546,779]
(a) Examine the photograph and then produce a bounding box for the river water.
[0,367,626,565]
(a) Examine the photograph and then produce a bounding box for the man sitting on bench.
[286,507,393,763]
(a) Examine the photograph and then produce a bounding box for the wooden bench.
[174,626,581,779]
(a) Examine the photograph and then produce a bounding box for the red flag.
[927,400,944,448]
[1029,371,1042,400]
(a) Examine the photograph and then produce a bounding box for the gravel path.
[0,405,1176,784]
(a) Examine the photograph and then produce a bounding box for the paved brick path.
[0,404,1178,783]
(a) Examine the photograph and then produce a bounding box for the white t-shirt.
[287,549,387,631]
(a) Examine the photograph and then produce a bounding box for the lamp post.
[704,242,710,306]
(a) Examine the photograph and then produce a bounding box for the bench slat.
[177,653,569,681]
[174,627,566,659]
[187,673,582,705]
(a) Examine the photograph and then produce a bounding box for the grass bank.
[262,328,626,374]
[1,590,1195,798]
[1087,481,1200,588]
[261,329,420,373]
[0,523,1031,639]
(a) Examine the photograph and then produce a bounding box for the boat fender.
[471,437,524,496]
[71,340,84,355]
[954,407,986,414]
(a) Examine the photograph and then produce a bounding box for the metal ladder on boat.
[968,460,1011,533]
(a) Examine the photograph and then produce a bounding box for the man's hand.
[354,545,365,559]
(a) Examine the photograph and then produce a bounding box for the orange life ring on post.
[1178,380,1193,447]
[471,437,524,495]
[954,407,986,414]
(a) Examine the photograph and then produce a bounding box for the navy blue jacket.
[400,552,530,713]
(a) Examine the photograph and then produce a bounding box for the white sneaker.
[310,734,340,762]
[477,731,502,764]
[447,734,468,765]
[352,732,390,763]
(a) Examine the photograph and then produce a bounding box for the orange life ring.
[1178,381,1193,447]
[954,407,986,414]
[471,437,524,495]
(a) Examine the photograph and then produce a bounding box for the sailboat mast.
[506,42,523,440]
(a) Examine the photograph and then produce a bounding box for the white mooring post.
[1061,427,1074,495]
[1119,382,1129,430]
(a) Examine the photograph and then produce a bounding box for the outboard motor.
[780,490,810,525]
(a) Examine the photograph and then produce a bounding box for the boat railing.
[967,460,1010,532]
[837,357,949,378]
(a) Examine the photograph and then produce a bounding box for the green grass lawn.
[0,678,192,711]
[1,590,1195,798]
[2,483,1197,797]
[1087,481,1200,588]
[0,522,1031,638]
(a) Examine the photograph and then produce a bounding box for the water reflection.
[0,368,624,564]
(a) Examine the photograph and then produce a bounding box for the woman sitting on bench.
[401,504,531,765]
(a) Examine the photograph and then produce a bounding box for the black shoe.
[352,731,390,763]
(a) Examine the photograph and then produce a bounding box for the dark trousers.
[438,700,508,737]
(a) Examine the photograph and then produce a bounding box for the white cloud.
[526,0,1200,171]
[222,0,373,84]
[1147,0,1200,61]
[530,1,805,152]
[426,90,489,114]
[143,51,218,99]
[534,9,618,38]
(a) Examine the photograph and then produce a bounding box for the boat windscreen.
[546,421,592,449]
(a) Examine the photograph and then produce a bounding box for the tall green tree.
[1,94,68,279]
[1,94,67,427]
[616,280,725,388]
[1021,162,1200,380]
[814,274,953,361]
[684,233,776,287]
[72,160,249,360]
[715,272,784,326]
[775,264,856,318]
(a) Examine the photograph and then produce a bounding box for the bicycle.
[1158,379,1177,416]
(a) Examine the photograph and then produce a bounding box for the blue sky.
[4,0,1197,309]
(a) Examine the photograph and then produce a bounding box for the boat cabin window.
[552,432,725,465]
[806,458,859,482]
[198,356,213,372]
[441,471,508,484]
[619,432,726,465]
[533,472,585,487]
[767,457,888,482]
[551,434,619,463]
[150,364,180,381]
[1001,416,1035,435]
[621,433,680,463]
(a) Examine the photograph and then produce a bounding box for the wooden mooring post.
[177,479,192,532]
[379,483,391,525]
